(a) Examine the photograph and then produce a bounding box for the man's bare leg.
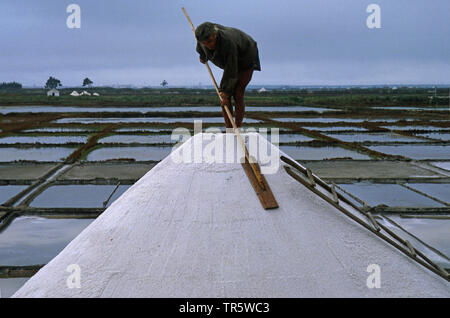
[221,104,234,130]
[234,69,254,128]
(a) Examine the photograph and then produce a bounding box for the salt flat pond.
[0,216,94,266]
[31,184,131,208]
[280,145,371,160]
[275,117,366,123]
[371,106,450,111]
[0,105,338,114]
[0,136,88,144]
[430,162,450,171]
[337,182,445,207]
[23,127,98,133]
[325,132,423,143]
[368,145,450,160]
[54,117,262,124]
[309,126,368,131]
[0,147,75,162]
[377,216,450,270]
[86,146,172,161]
[381,126,446,131]
[0,185,28,204]
[98,134,182,144]
[405,183,450,203]
[275,118,415,123]
[414,132,450,140]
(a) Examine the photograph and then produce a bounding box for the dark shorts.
[240,46,261,72]
[253,47,261,71]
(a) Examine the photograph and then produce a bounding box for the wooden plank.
[241,158,279,210]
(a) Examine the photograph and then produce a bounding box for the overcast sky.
[0,0,449,87]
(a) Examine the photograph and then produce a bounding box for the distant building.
[47,89,60,97]
[258,87,267,93]
[93,93,100,96]
[70,91,80,96]
[80,91,91,96]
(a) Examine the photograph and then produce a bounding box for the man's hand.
[199,57,206,64]
[219,92,230,107]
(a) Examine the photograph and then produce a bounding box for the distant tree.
[45,76,62,89]
[161,80,168,88]
[0,82,22,90]
[83,77,93,88]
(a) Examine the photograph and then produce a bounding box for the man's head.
[195,22,218,50]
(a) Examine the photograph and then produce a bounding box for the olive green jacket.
[196,24,261,95]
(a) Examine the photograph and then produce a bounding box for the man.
[195,22,261,129]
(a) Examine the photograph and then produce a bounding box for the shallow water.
[337,182,444,207]
[325,132,423,143]
[87,146,172,161]
[0,136,88,144]
[99,134,176,144]
[275,117,412,123]
[366,118,415,122]
[23,127,98,133]
[381,126,445,131]
[280,146,371,160]
[54,117,262,124]
[309,126,368,132]
[0,277,29,298]
[430,162,450,171]
[247,106,339,112]
[368,145,450,160]
[0,216,94,266]
[371,106,450,111]
[0,147,74,162]
[377,216,450,269]
[31,184,131,208]
[115,127,173,133]
[0,105,338,114]
[386,215,450,258]
[274,117,365,123]
[414,133,450,140]
[114,126,292,134]
[405,183,450,204]
[277,134,314,143]
[0,185,28,204]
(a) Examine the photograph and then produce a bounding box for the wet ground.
[0,103,449,294]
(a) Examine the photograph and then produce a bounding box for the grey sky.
[0,0,449,87]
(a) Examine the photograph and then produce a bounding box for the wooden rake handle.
[181,7,265,188]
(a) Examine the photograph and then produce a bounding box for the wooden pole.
[182,7,265,189]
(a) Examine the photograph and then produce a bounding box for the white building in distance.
[47,89,59,96]
[258,87,267,93]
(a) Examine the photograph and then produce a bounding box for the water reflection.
[280,145,371,160]
[0,217,94,266]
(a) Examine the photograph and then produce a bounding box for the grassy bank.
[0,87,447,107]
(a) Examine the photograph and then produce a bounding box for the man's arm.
[196,42,208,63]
[219,43,238,96]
